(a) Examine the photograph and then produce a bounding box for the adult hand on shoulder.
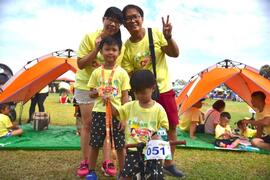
[162,15,172,40]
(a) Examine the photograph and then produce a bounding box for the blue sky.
[0,0,270,81]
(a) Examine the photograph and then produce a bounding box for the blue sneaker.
[86,170,98,180]
[163,165,185,178]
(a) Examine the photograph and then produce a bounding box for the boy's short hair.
[220,112,231,120]
[104,7,124,24]
[99,36,122,51]
[130,70,156,92]
[251,91,266,101]
[122,4,144,18]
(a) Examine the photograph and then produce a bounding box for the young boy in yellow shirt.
[86,36,130,178]
[112,70,184,179]
[0,103,23,138]
[214,112,240,148]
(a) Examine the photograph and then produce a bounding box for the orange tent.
[0,49,78,104]
[176,59,270,114]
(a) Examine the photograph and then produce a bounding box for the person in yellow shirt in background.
[74,7,124,177]
[179,98,205,139]
[243,91,270,150]
[121,4,183,177]
[214,112,240,148]
[0,103,23,138]
[236,120,256,138]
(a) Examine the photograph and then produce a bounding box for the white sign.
[145,140,172,160]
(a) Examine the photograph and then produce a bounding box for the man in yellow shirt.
[179,99,204,139]
[121,4,182,177]
[244,91,270,150]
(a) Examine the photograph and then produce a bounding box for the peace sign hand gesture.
[162,15,172,40]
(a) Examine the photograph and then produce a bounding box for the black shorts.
[214,137,239,147]
[262,135,270,144]
[90,112,125,150]
[120,151,164,179]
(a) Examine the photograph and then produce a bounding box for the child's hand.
[102,94,111,106]
[118,121,126,132]
[89,89,98,98]
[151,133,161,140]
[222,133,231,139]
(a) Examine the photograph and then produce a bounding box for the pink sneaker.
[76,160,89,177]
[101,160,117,176]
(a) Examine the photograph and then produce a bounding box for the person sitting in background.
[204,100,225,134]
[0,103,23,138]
[236,119,256,138]
[243,91,270,150]
[179,98,205,139]
[59,91,70,104]
[214,112,240,148]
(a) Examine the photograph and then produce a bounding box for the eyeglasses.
[124,14,141,22]
[104,17,121,25]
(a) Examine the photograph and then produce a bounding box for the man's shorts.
[262,135,270,144]
[90,112,125,150]
[74,89,95,104]
[157,89,179,126]
[120,150,164,178]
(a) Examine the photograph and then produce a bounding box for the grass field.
[0,93,269,180]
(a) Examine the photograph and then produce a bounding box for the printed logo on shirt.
[97,79,119,98]
[127,117,157,143]
[134,51,151,68]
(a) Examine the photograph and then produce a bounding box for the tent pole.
[18,101,24,125]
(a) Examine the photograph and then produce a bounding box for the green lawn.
[0,93,269,180]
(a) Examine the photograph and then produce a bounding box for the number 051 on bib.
[145,140,172,160]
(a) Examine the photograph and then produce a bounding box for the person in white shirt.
[28,85,49,123]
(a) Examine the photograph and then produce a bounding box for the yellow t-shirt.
[215,124,232,139]
[87,66,130,112]
[118,101,169,145]
[179,107,203,131]
[122,28,171,93]
[241,127,257,138]
[0,114,12,137]
[255,104,270,135]
[75,29,124,90]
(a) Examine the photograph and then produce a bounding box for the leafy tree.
[259,64,270,80]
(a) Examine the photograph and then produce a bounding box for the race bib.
[145,140,172,160]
